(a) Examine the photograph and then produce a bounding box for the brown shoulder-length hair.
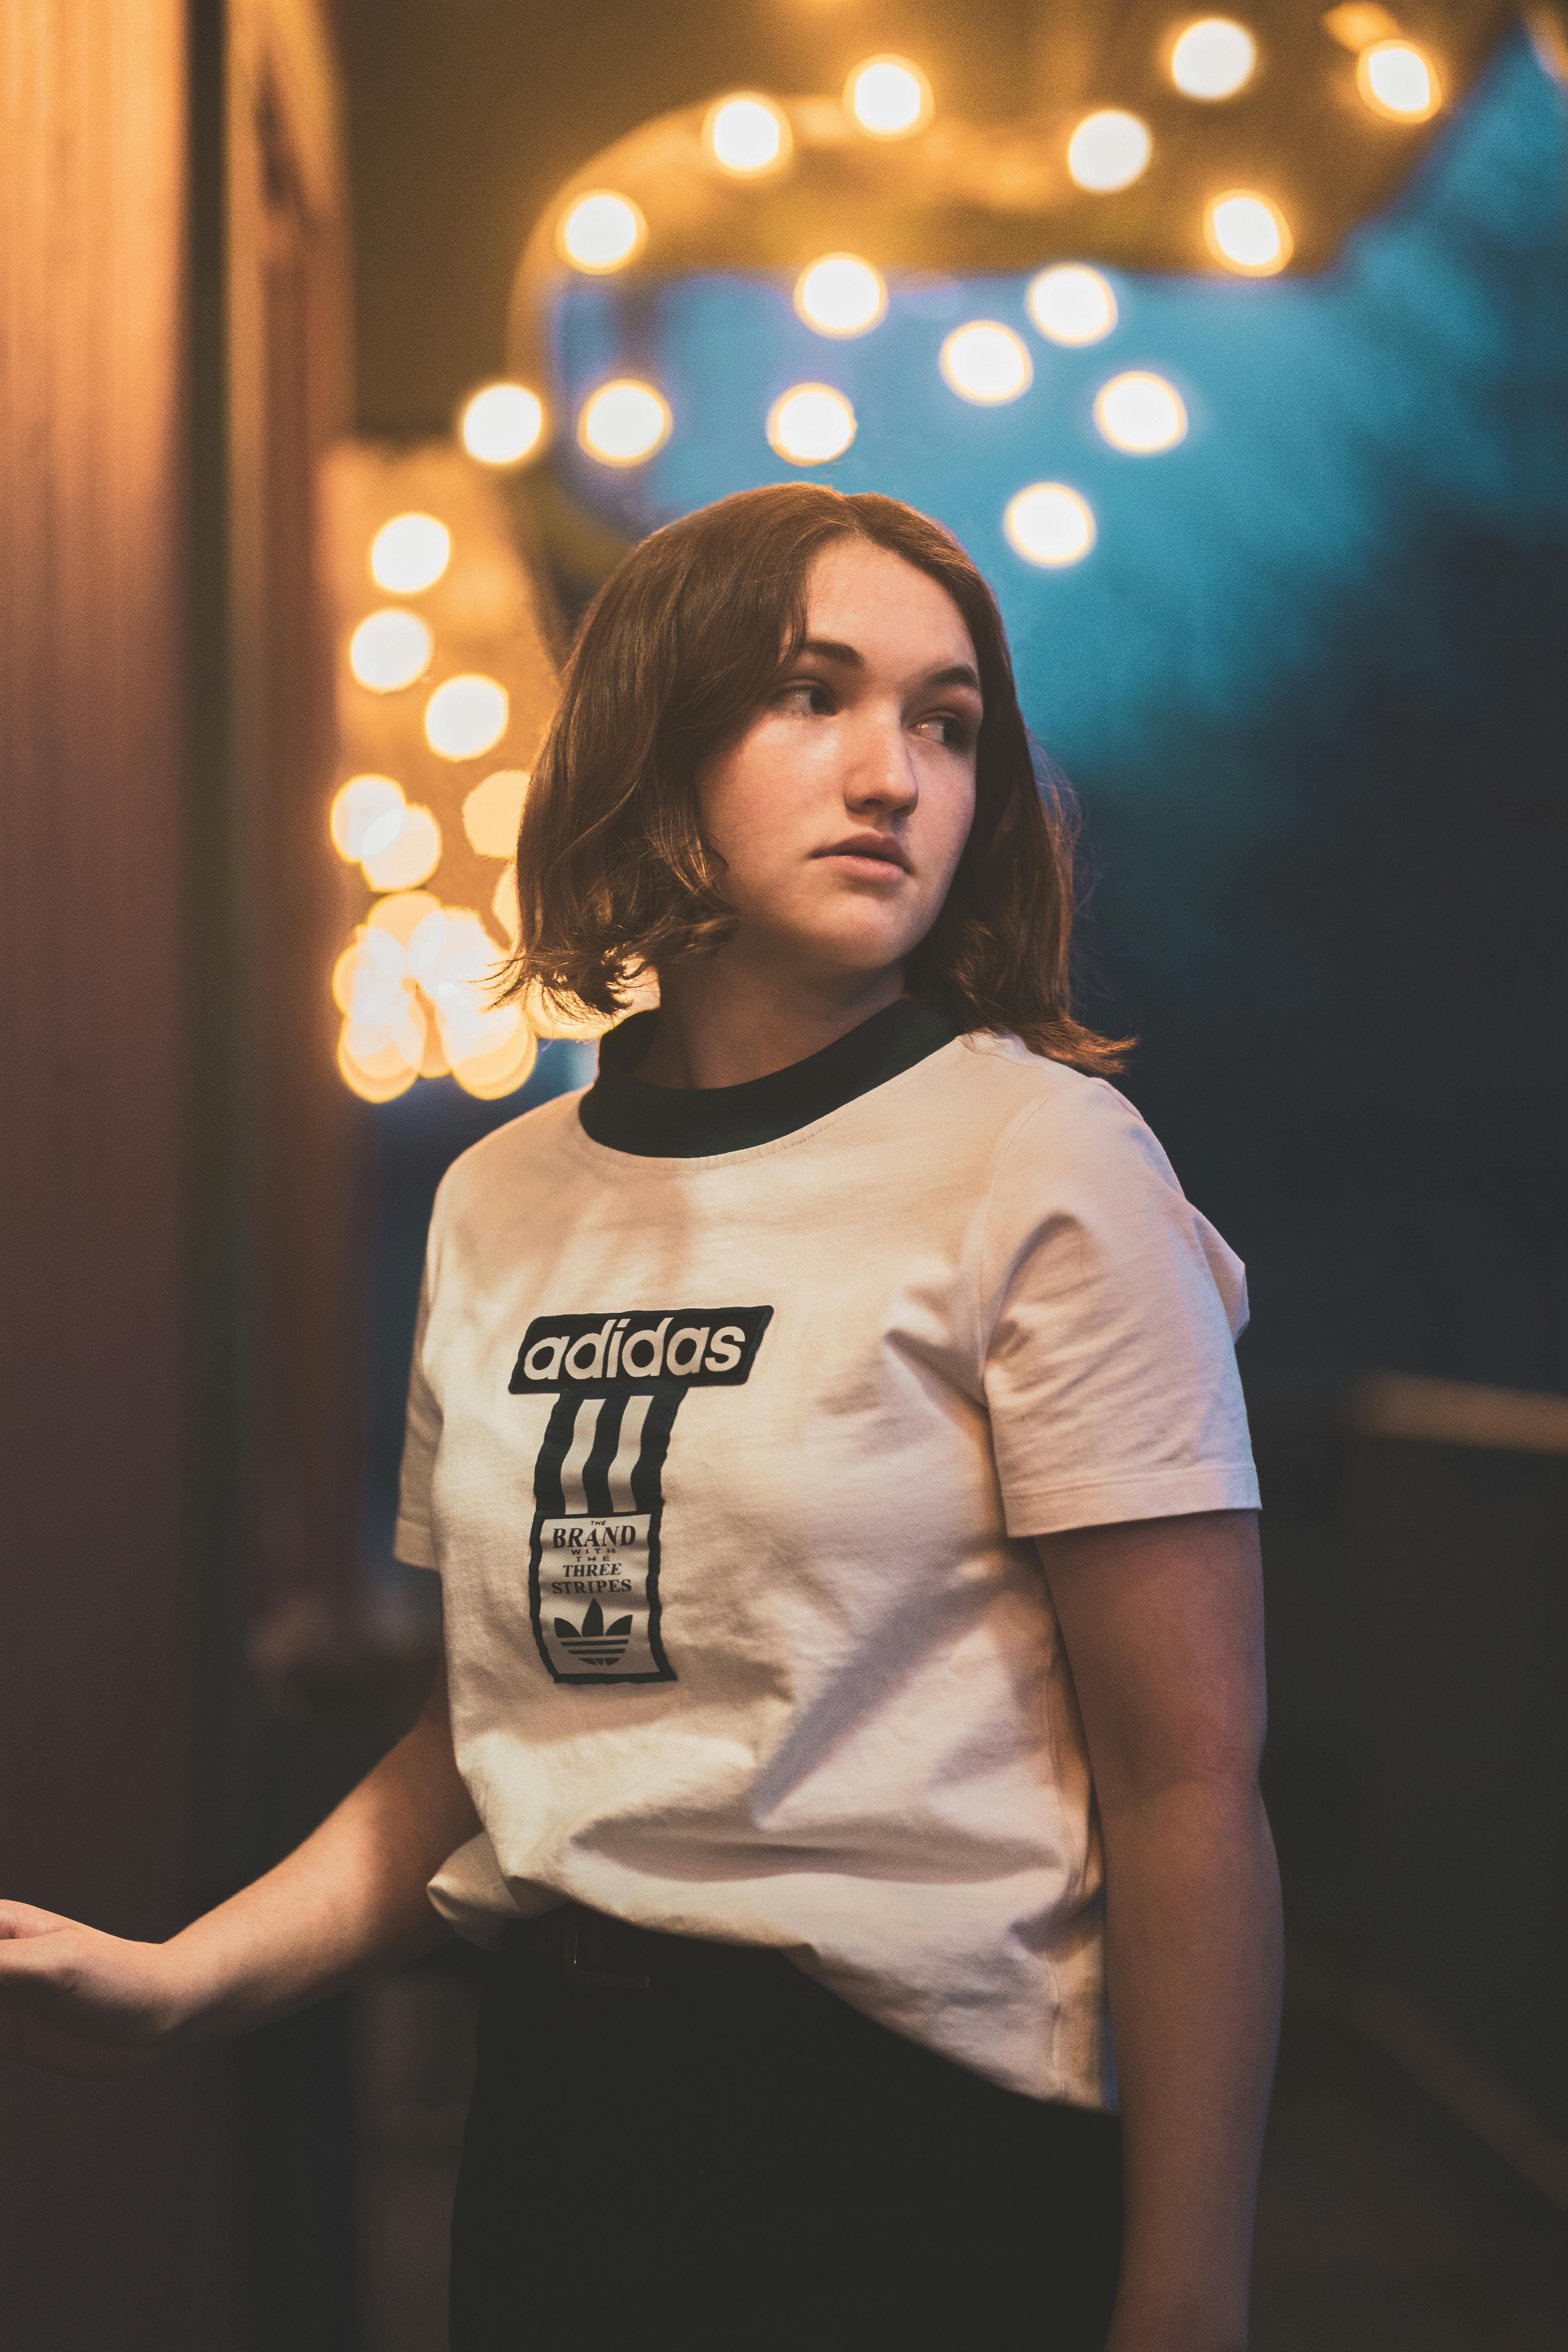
[500,482,1127,1071]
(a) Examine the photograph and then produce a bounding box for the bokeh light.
[330,774,405,862]
[557,189,646,272]
[577,379,672,465]
[368,888,441,947]
[338,1023,421,1102]
[460,382,545,466]
[1066,110,1153,193]
[332,926,408,1026]
[1205,190,1292,272]
[1357,41,1440,121]
[1027,264,1118,346]
[369,512,450,594]
[492,864,521,946]
[794,254,887,338]
[462,768,530,857]
[1170,19,1258,100]
[348,608,433,693]
[361,802,442,892]
[452,1019,539,1101]
[766,383,857,463]
[939,321,1033,405]
[1093,371,1189,453]
[705,93,791,174]
[1004,483,1096,568]
[845,56,932,139]
[425,673,510,760]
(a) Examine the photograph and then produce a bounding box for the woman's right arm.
[0,1638,480,2076]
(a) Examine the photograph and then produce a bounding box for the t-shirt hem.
[1004,1462,1261,1537]
[393,1514,437,1570]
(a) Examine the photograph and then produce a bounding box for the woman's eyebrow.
[796,639,982,697]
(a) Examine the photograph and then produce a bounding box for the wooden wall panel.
[0,6,247,2343]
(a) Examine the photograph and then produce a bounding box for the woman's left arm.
[1035,1509,1281,2352]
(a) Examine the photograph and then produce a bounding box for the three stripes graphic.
[532,1387,682,1519]
[528,1388,685,1683]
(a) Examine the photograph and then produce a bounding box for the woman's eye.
[779,679,833,714]
[917,712,973,748]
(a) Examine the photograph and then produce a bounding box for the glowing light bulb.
[1004,483,1096,568]
[557,190,646,273]
[794,254,887,338]
[362,803,442,893]
[1027,265,1118,346]
[349,608,432,693]
[577,379,671,465]
[462,769,530,858]
[1066,111,1152,193]
[332,925,410,1027]
[705,93,791,174]
[1170,19,1257,100]
[1093,372,1188,454]
[1204,190,1291,273]
[369,512,450,594]
[330,774,405,862]
[846,55,931,139]
[425,674,510,760]
[368,889,441,947]
[1357,40,1439,120]
[451,1018,539,1102]
[766,383,857,464]
[939,321,1032,405]
[460,382,544,466]
[492,864,521,947]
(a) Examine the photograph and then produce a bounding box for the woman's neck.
[632,957,907,1090]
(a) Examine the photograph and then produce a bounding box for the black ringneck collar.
[578,997,957,1159]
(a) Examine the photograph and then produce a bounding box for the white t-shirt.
[395,1029,1258,2105]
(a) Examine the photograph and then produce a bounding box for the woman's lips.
[814,835,911,877]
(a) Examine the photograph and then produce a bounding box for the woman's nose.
[844,716,918,814]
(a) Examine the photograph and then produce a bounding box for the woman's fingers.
[0,1912,174,2074]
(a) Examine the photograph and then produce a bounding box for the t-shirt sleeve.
[393,1242,441,1570]
[981,1076,1259,1537]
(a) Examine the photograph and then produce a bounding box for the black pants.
[451,1944,1123,2350]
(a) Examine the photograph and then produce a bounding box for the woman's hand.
[0,1642,481,2076]
[0,1902,191,2075]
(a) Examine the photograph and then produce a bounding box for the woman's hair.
[501,482,1128,1070]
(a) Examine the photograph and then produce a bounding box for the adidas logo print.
[554,1597,633,1669]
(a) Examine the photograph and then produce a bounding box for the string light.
[845,56,932,139]
[349,609,432,693]
[460,383,544,466]
[330,775,404,862]
[939,322,1032,405]
[425,674,510,760]
[492,866,521,947]
[1027,265,1118,346]
[766,383,857,463]
[1066,111,1153,193]
[1170,20,1258,100]
[1205,190,1292,272]
[452,1020,539,1101]
[577,379,671,465]
[794,254,887,338]
[1094,372,1188,453]
[1004,483,1096,568]
[369,513,450,594]
[705,93,791,174]
[1357,41,1440,120]
[462,769,530,857]
[557,190,646,273]
[361,803,442,893]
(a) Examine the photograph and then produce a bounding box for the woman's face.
[693,539,982,991]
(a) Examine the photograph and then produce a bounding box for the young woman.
[0,486,1280,2351]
